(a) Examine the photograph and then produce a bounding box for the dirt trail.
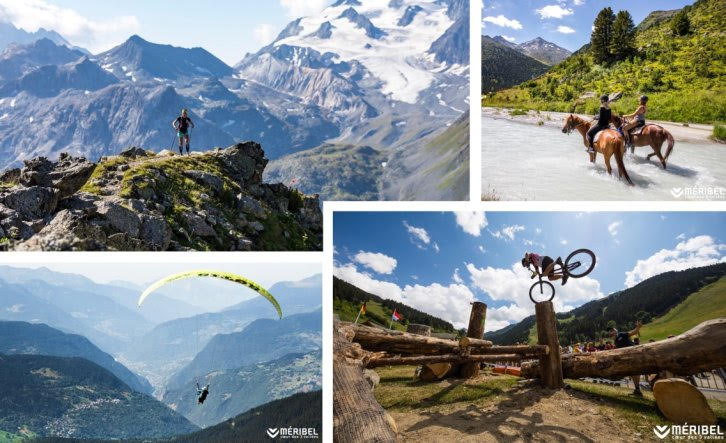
[482,107,719,145]
[390,381,655,442]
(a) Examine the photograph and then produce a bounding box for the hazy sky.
[0,0,333,65]
[1,261,321,289]
[482,0,695,51]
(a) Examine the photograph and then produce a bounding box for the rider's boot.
[586,141,595,154]
[557,257,569,285]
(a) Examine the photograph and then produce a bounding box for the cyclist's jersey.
[527,253,543,267]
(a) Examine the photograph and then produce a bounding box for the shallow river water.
[482,116,726,201]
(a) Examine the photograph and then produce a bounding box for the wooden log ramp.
[521,318,726,380]
[350,323,493,355]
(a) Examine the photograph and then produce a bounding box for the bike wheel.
[529,280,555,303]
[565,248,596,278]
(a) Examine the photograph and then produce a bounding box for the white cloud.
[334,264,477,328]
[676,233,686,240]
[535,228,542,234]
[353,251,397,275]
[573,0,585,5]
[466,262,603,328]
[608,221,622,237]
[490,225,525,241]
[455,212,487,237]
[560,239,568,245]
[557,25,576,34]
[624,235,726,288]
[0,0,140,53]
[501,35,516,42]
[279,0,328,18]
[433,242,440,253]
[536,5,574,19]
[253,24,277,46]
[482,15,523,30]
[452,268,463,284]
[403,221,431,249]
[478,246,486,254]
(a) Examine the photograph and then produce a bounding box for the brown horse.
[562,115,634,186]
[611,115,674,169]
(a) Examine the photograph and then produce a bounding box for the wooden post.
[535,301,563,389]
[460,302,487,378]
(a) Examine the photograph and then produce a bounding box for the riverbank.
[482,107,720,145]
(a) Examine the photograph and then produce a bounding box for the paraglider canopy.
[137,269,282,318]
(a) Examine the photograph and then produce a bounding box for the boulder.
[19,154,95,198]
[239,195,266,219]
[120,147,149,158]
[157,149,176,157]
[94,200,140,237]
[653,378,717,425]
[218,142,266,184]
[13,210,105,251]
[181,212,216,237]
[2,186,59,219]
[0,204,33,239]
[0,168,20,184]
[184,170,223,193]
[139,214,171,250]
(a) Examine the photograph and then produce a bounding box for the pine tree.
[591,7,615,64]
[671,9,691,36]
[610,10,635,61]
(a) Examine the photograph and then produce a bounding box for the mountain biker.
[609,321,643,396]
[172,109,195,155]
[620,95,648,147]
[196,383,209,404]
[521,252,568,285]
[586,95,612,154]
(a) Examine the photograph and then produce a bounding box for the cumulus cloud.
[490,225,525,241]
[455,212,487,237]
[453,268,463,284]
[624,235,726,287]
[466,261,603,325]
[676,233,686,240]
[482,15,523,30]
[253,24,277,46]
[536,5,574,19]
[573,0,585,5]
[0,0,140,53]
[557,25,576,34]
[279,0,328,18]
[501,35,516,42]
[334,263,477,328]
[353,251,397,275]
[403,221,431,249]
[608,221,622,237]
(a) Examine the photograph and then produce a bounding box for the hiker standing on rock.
[172,108,195,155]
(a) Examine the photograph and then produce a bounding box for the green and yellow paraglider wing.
[137,270,282,318]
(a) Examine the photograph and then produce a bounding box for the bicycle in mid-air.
[528,248,596,303]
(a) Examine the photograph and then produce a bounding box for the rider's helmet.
[521,257,528,267]
[600,94,609,103]
[640,95,648,103]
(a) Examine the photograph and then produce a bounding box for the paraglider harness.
[196,383,209,404]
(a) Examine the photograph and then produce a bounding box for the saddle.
[630,125,646,136]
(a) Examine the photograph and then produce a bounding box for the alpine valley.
[0,0,469,201]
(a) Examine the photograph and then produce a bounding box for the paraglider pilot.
[197,383,210,404]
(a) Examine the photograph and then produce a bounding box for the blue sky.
[334,211,726,330]
[482,0,695,51]
[0,0,333,64]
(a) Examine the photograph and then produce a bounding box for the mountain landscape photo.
[0,0,470,208]
[332,210,726,441]
[0,263,322,441]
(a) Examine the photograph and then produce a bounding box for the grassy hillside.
[639,275,726,340]
[333,277,455,333]
[481,36,550,93]
[486,263,726,345]
[483,0,725,123]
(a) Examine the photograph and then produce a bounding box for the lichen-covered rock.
[2,142,322,251]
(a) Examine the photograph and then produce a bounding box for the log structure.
[535,301,564,388]
[460,302,487,378]
[406,323,432,336]
[351,323,492,355]
[333,322,397,442]
[367,353,526,368]
[522,318,726,380]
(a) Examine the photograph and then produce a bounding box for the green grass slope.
[333,277,455,333]
[640,275,726,340]
[483,0,725,123]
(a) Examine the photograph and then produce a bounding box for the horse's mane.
[569,114,589,125]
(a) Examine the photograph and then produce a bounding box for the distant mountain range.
[481,36,550,93]
[0,1,469,201]
[491,36,571,65]
[0,354,197,440]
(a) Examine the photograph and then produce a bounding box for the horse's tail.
[664,129,675,163]
[615,141,634,186]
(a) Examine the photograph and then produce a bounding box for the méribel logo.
[267,428,280,438]
[653,425,671,439]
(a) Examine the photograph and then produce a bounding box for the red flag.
[391,309,401,322]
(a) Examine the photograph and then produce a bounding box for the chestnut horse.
[562,115,634,186]
[611,115,674,169]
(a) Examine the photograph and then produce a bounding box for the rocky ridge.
[0,142,322,251]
